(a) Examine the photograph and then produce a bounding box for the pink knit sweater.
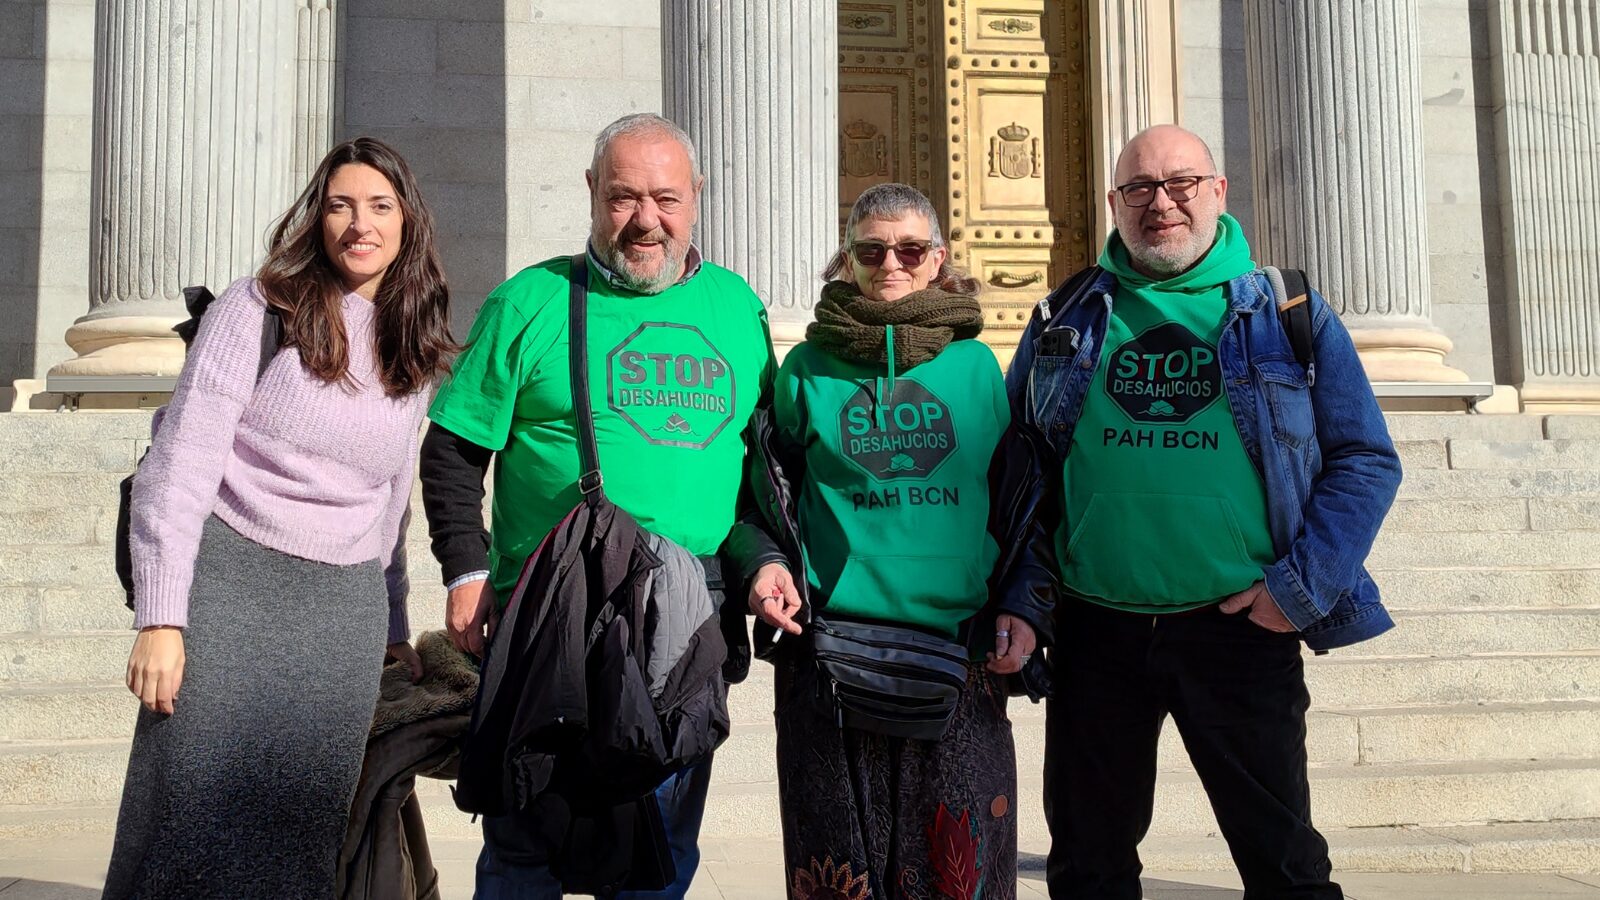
[130,278,429,644]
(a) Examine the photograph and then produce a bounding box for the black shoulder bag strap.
[568,254,604,504]
[1272,267,1316,386]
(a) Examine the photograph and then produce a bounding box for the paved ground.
[2,834,1599,898]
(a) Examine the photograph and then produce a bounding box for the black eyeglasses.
[850,240,932,268]
[1114,174,1217,207]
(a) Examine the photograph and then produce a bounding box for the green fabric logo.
[838,379,958,481]
[1104,322,1223,425]
[607,323,737,449]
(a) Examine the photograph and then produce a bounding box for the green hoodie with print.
[1059,213,1276,612]
[775,335,1008,637]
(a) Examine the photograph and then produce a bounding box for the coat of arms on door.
[988,122,1041,180]
[842,119,890,178]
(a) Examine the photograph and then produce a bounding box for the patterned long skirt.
[773,642,1018,900]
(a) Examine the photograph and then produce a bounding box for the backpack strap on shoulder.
[257,307,284,381]
[1035,264,1104,329]
[1265,266,1316,387]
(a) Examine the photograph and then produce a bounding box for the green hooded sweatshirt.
[1060,213,1276,612]
[774,337,1007,637]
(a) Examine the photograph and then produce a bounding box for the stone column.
[661,0,839,352]
[294,0,342,190]
[1243,0,1468,383]
[1090,0,1182,239]
[1488,0,1600,412]
[50,2,328,380]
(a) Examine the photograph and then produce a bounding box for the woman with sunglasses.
[103,138,454,899]
[730,182,1054,898]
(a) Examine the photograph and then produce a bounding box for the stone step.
[401,760,1600,843]
[5,627,1597,711]
[0,411,153,440]
[9,805,1600,876]
[725,652,1600,723]
[1449,439,1600,471]
[1336,610,1600,658]
[0,685,137,743]
[1382,413,1550,443]
[1301,653,1600,707]
[1396,469,1600,500]
[0,440,143,476]
[0,472,128,515]
[1547,416,1600,441]
[1380,497,1600,533]
[664,758,1600,842]
[991,700,1600,770]
[1371,568,1600,610]
[1365,530,1600,569]
[1380,498,1531,532]
[9,677,1598,773]
[698,821,1600,874]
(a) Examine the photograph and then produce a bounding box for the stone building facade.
[1,0,1597,413]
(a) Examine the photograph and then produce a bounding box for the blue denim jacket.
[1005,268,1402,651]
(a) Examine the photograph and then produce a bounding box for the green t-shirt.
[776,339,1006,637]
[1060,214,1276,612]
[430,255,775,598]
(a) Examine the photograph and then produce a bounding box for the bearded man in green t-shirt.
[419,113,774,899]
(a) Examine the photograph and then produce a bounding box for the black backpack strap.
[568,254,603,504]
[257,307,284,381]
[177,284,283,381]
[1271,267,1316,386]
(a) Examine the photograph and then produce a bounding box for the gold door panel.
[840,0,1094,361]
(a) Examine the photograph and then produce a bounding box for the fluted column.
[1090,0,1182,238]
[1244,0,1468,383]
[294,0,342,190]
[662,0,839,352]
[51,2,329,380]
[1489,0,1600,412]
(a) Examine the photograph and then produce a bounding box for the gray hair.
[822,182,978,294]
[842,182,946,247]
[590,113,702,182]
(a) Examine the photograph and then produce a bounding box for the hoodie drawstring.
[871,324,899,411]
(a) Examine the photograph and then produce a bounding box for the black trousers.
[1043,599,1341,900]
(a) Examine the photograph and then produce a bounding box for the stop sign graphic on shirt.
[1103,322,1224,425]
[607,323,738,449]
[837,379,959,481]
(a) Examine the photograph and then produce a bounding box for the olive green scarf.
[807,280,985,368]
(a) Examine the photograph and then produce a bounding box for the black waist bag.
[810,616,969,741]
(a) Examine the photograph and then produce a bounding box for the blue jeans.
[473,759,714,899]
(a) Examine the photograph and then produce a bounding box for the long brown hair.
[257,137,455,397]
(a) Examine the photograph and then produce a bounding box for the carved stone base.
[47,316,186,378]
[1350,326,1470,384]
[1519,383,1600,415]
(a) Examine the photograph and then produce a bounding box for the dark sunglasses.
[849,240,932,268]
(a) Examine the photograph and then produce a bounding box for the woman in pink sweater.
[103,138,455,899]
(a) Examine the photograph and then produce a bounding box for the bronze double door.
[838,0,1096,357]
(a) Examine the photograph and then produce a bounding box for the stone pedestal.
[1489,0,1600,413]
[661,0,839,352]
[1243,0,1468,384]
[50,2,334,380]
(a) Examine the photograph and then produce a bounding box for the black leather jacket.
[722,403,1061,698]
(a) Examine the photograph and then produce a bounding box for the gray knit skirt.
[103,516,389,900]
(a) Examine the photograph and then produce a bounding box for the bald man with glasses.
[1006,125,1401,899]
